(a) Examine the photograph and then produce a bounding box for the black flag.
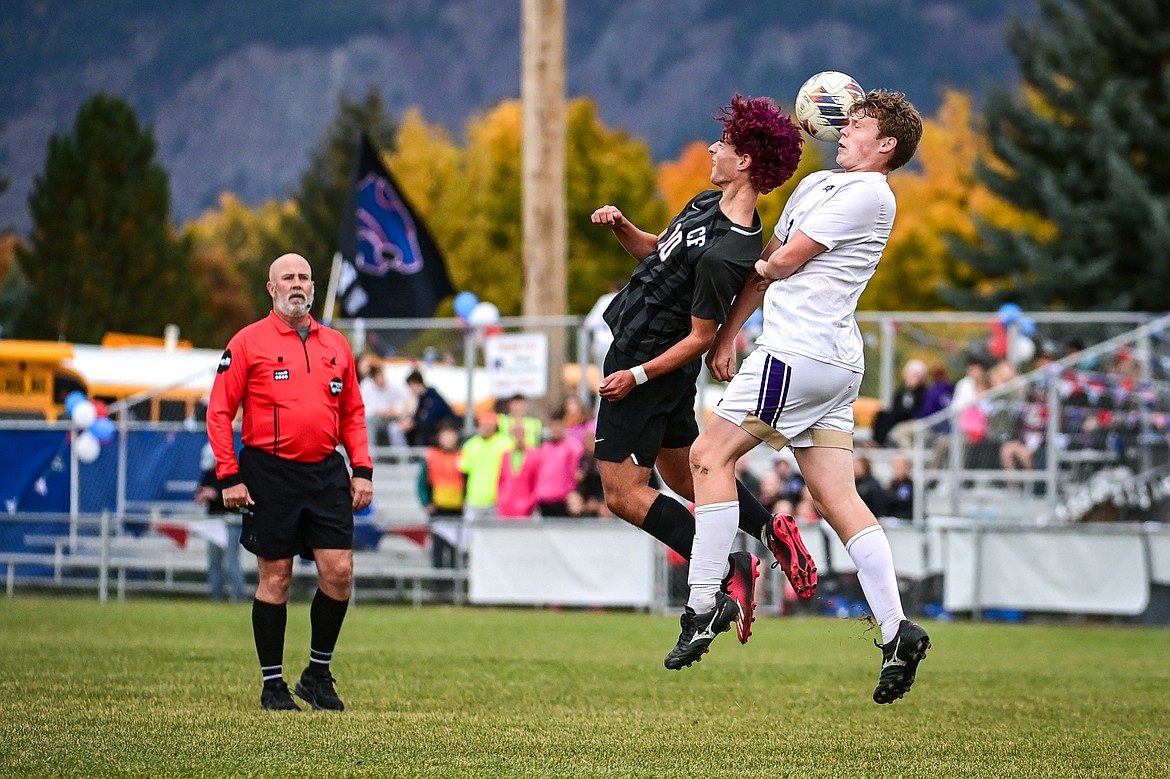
[336,134,454,318]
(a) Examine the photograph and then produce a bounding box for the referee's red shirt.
[206,311,373,486]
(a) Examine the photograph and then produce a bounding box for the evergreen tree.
[16,94,205,343]
[285,89,397,315]
[947,0,1170,311]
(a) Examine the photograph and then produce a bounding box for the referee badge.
[329,378,343,396]
[217,349,232,373]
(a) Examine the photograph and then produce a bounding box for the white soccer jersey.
[756,169,894,372]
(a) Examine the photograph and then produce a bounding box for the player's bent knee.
[688,439,731,478]
[604,492,634,521]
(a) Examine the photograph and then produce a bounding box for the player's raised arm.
[591,204,660,261]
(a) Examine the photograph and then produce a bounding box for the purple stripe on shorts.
[755,354,790,424]
[770,360,792,428]
[754,353,772,414]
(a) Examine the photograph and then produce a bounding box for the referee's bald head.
[269,253,312,283]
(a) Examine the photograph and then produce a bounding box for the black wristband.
[218,472,243,490]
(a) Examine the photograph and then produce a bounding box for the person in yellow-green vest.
[497,394,542,448]
[460,410,514,521]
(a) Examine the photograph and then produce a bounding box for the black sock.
[252,598,287,685]
[641,494,697,559]
[736,479,773,540]
[308,588,350,676]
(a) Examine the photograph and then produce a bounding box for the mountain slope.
[0,0,1026,231]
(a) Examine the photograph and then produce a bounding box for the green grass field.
[1,598,1167,778]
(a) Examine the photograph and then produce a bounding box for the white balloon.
[71,400,97,428]
[467,301,501,328]
[73,430,101,464]
[1008,334,1036,365]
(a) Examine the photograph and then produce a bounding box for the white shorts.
[712,348,861,451]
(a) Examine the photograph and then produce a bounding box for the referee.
[207,253,373,711]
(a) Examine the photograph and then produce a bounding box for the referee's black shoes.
[295,667,346,711]
[260,679,301,711]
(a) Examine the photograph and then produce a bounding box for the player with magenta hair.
[676,89,930,704]
[589,94,816,651]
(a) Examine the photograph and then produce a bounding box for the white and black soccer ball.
[793,71,865,142]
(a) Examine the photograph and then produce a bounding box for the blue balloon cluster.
[453,291,479,320]
[90,416,116,445]
[997,302,1035,335]
[996,302,1021,326]
[65,391,116,445]
[64,391,88,415]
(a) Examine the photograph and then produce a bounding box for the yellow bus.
[0,335,220,422]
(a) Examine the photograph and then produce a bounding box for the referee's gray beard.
[275,289,314,320]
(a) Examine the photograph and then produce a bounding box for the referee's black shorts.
[593,349,699,468]
[238,446,353,560]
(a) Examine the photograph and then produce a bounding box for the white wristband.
[630,364,649,385]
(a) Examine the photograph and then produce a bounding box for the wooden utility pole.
[521,0,567,413]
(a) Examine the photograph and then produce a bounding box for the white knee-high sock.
[687,501,739,613]
[845,524,905,644]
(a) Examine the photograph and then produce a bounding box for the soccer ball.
[793,71,865,142]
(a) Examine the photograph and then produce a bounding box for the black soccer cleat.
[873,619,931,704]
[295,667,345,711]
[664,590,739,670]
[260,679,302,711]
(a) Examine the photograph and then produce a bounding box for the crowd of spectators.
[356,354,613,526]
[859,337,1170,510]
[744,451,916,524]
[361,332,1170,557]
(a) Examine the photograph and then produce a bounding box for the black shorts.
[593,350,699,467]
[238,447,353,560]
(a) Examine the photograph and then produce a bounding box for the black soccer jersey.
[603,189,762,377]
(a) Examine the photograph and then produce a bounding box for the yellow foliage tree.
[184,193,296,340]
[387,99,665,316]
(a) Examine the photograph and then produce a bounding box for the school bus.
[0,335,220,422]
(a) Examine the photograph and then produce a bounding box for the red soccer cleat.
[722,551,759,644]
[764,513,818,599]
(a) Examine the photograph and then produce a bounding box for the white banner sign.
[468,519,656,607]
[484,332,548,398]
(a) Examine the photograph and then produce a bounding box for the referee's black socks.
[308,588,349,677]
[252,598,287,685]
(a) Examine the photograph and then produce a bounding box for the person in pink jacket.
[534,412,585,517]
[495,419,540,520]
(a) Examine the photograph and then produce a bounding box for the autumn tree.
[0,232,29,338]
[285,88,398,313]
[0,162,25,336]
[16,94,206,343]
[185,193,296,344]
[950,0,1170,310]
[387,99,666,316]
[866,90,1052,311]
[564,99,668,314]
